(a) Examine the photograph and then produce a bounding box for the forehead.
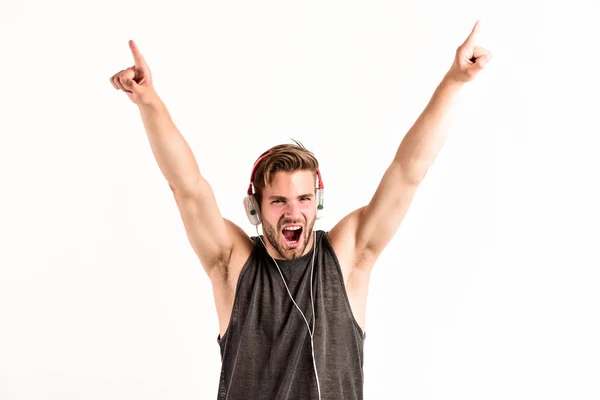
[263,170,315,195]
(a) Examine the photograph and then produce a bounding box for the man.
[110,20,491,400]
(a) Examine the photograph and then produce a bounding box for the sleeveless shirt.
[216,230,366,399]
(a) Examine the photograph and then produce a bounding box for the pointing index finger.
[463,20,481,47]
[128,40,147,69]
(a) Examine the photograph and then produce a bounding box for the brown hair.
[252,139,319,208]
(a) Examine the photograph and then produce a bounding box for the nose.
[283,200,302,219]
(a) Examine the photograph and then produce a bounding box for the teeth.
[283,226,301,231]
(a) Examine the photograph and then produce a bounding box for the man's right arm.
[137,98,236,274]
[110,40,250,279]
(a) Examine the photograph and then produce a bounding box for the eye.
[271,199,284,204]
[301,197,311,201]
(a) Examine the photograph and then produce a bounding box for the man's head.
[251,141,320,260]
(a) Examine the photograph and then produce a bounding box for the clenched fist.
[110,40,158,106]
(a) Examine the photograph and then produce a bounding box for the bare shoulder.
[328,206,379,333]
[327,206,379,285]
[210,219,254,338]
[220,219,254,289]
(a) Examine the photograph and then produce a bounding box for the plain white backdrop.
[1,0,599,399]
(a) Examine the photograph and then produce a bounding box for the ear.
[244,195,262,225]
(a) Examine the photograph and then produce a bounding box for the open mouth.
[282,225,303,247]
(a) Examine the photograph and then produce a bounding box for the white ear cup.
[316,188,324,219]
[244,195,262,225]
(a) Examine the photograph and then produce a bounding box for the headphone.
[244,152,325,225]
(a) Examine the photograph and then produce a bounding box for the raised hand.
[446,20,492,83]
[110,40,158,105]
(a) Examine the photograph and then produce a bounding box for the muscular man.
[110,21,491,400]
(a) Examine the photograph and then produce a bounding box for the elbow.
[393,159,426,185]
[169,176,207,198]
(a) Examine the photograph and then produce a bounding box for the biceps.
[172,180,233,270]
[357,166,419,254]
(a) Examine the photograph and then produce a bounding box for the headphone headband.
[247,153,270,195]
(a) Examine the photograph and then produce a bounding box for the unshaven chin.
[263,217,316,260]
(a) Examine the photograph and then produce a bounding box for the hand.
[110,40,158,106]
[446,21,492,84]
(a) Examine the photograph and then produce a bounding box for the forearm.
[138,96,202,193]
[394,73,465,183]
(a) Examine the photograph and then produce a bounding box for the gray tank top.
[216,230,366,399]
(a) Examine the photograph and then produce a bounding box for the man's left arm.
[334,21,493,263]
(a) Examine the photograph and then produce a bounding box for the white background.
[1,0,599,399]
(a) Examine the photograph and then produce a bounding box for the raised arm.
[109,40,249,278]
[330,21,492,266]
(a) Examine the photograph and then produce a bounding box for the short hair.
[252,139,319,207]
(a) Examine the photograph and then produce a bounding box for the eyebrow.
[268,193,314,201]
